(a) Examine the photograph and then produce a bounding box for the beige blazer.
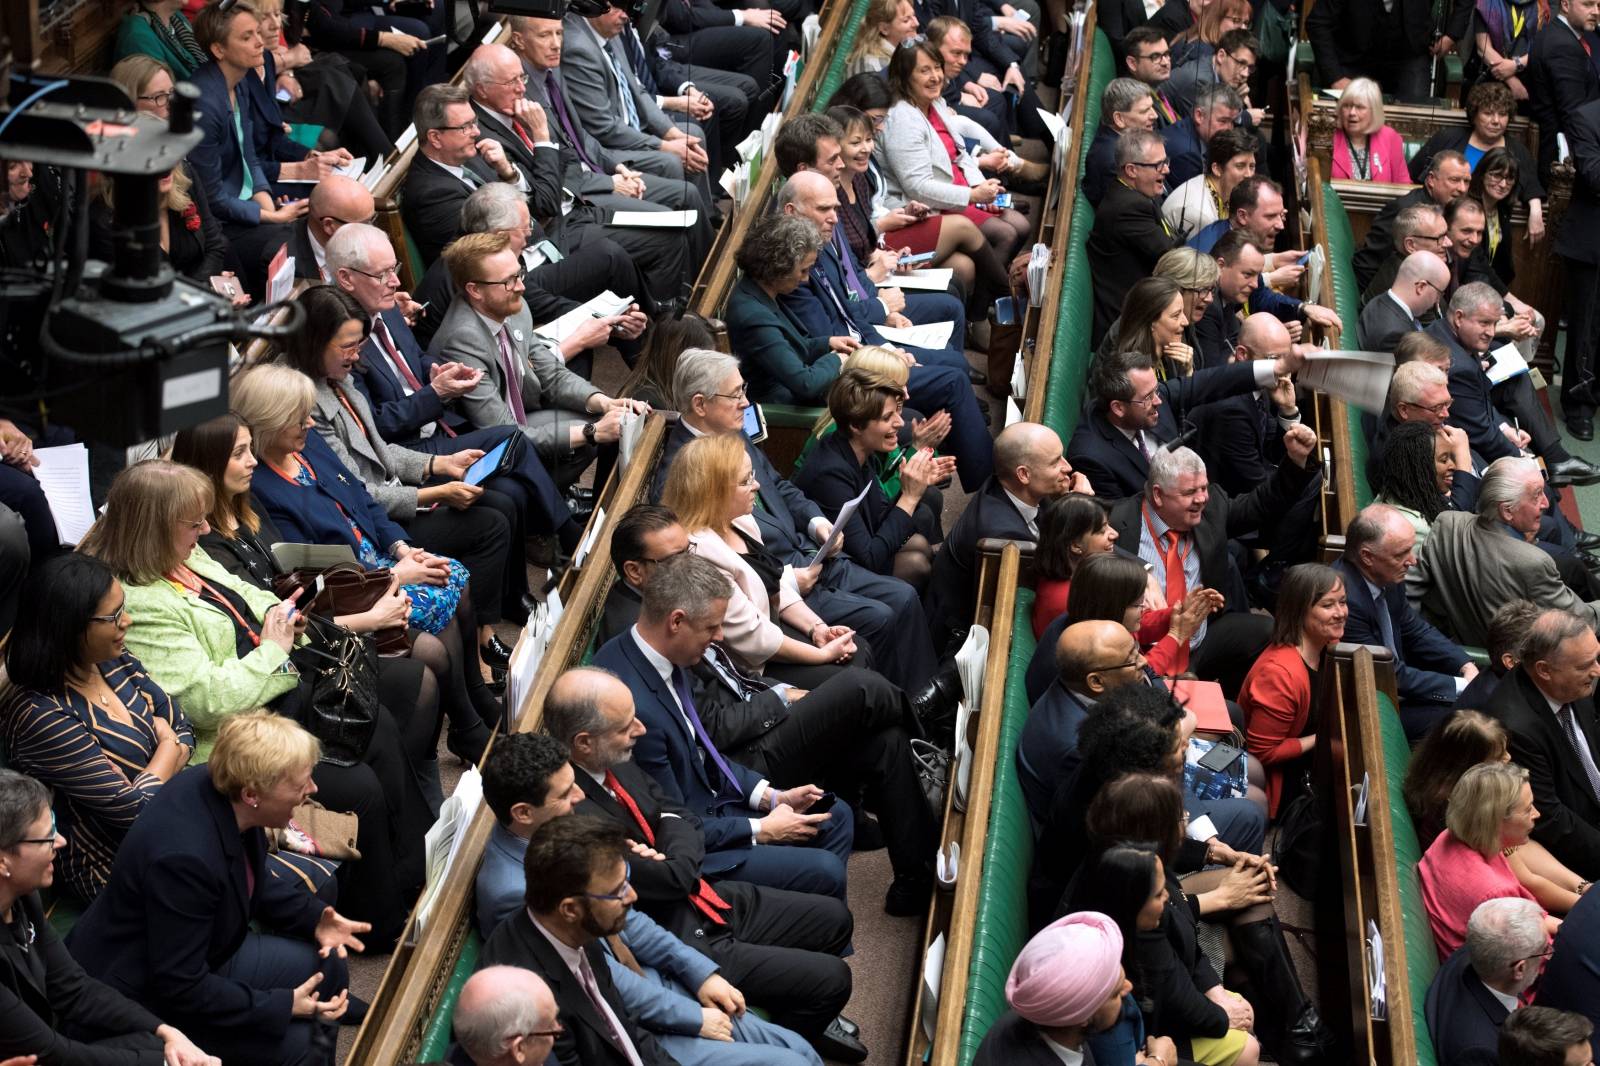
[684,514,805,672]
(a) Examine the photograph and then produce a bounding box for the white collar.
[1001,485,1039,526]
[629,625,677,688]
[1386,289,1419,322]
[528,912,585,971]
[1479,977,1521,1015]
[1039,1032,1086,1066]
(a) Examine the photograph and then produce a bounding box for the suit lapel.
[627,637,714,794]
[515,916,620,1060]
[1517,671,1600,804]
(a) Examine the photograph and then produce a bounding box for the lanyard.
[167,566,262,647]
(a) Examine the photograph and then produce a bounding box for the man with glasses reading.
[1087,128,1179,346]
[432,231,647,490]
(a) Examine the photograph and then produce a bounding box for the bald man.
[1195,315,1303,497]
[270,174,374,283]
[1332,504,1476,739]
[454,966,560,1066]
[926,422,1088,646]
[1361,249,1451,352]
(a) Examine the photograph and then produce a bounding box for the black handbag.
[1273,771,1324,899]
[287,615,380,767]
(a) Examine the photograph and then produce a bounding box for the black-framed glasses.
[712,384,749,402]
[584,862,632,901]
[8,811,57,849]
[349,264,400,282]
[1130,158,1170,170]
[473,267,526,292]
[1518,947,1556,963]
[138,90,175,106]
[439,119,481,133]
[1413,231,1449,246]
[1137,49,1171,62]
[317,211,377,227]
[514,1022,565,1042]
[640,546,690,567]
[1223,52,1256,72]
[1093,655,1143,674]
[90,601,127,626]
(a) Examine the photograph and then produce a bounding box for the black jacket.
[1555,98,1600,268]
[1525,18,1600,180]
[1087,181,1180,347]
[925,476,1034,640]
[1351,186,1433,296]
[400,154,502,266]
[1422,947,1510,1066]
[789,430,916,575]
[1306,0,1464,85]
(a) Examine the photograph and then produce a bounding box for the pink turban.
[1004,911,1125,1027]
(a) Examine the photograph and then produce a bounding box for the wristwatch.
[582,421,597,445]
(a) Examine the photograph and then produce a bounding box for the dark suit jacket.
[1351,187,1432,296]
[790,430,917,575]
[1106,453,1321,614]
[1410,125,1544,205]
[1423,947,1511,1066]
[1306,0,1457,86]
[973,1010,1096,1066]
[188,62,273,229]
[1483,668,1600,878]
[1537,884,1600,1058]
[725,277,839,405]
[1163,115,1207,188]
[1526,19,1600,180]
[400,153,502,265]
[590,630,765,869]
[1087,181,1180,345]
[925,476,1033,638]
[469,99,567,222]
[66,766,323,1039]
[1555,98,1600,267]
[1195,389,1287,496]
[479,910,676,1066]
[1068,359,1263,498]
[0,891,165,1065]
[1331,557,1467,705]
[1428,317,1520,463]
[283,218,324,281]
[1359,290,1424,351]
[242,53,311,192]
[1082,124,1120,207]
[349,306,462,444]
[1016,680,1092,827]
[521,61,621,201]
[89,166,225,284]
[248,430,410,555]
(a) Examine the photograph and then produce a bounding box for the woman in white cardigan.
[877,39,1032,262]
[660,433,859,687]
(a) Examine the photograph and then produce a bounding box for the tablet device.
[464,439,511,486]
[743,403,767,444]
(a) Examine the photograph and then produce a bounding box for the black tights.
[409,588,500,740]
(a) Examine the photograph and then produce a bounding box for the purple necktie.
[672,666,743,797]
[497,326,528,425]
[544,72,600,173]
[834,231,874,302]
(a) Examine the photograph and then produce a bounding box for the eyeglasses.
[1094,655,1144,674]
[712,384,749,402]
[513,1022,565,1043]
[1399,399,1451,418]
[1126,391,1161,407]
[349,264,400,283]
[90,601,128,626]
[1181,286,1213,299]
[1222,52,1256,71]
[316,212,377,227]
[1137,49,1171,61]
[473,267,527,292]
[1518,947,1556,963]
[738,472,759,488]
[1130,158,1171,170]
[8,811,57,849]
[584,862,632,901]
[178,517,207,532]
[1413,232,1449,246]
[335,338,366,355]
[488,72,530,87]
[138,90,175,106]
[1421,279,1448,297]
[640,547,690,567]
[439,119,481,133]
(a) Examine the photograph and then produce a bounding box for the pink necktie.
[577,948,643,1066]
[497,326,528,425]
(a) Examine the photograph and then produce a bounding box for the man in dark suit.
[654,0,785,103]
[1525,0,1600,182]
[453,966,562,1066]
[1360,249,1450,352]
[1162,83,1241,189]
[1537,886,1600,1059]
[1425,896,1548,1065]
[1016,620,1127,827]
[1068,345,1305,499]
[545,668,866,1061]
[1107,431,1322,695]
[928,422,1086,642]
[1357,203,1453,311]
[1087,129,1180,346]
[646,349,949,699]
[1083,77,1159,207]
[1304,0,1460,102]
[1352,155,1471,295]
[1556,97,1600,441]
[625,21,759,180]
[270,173,374,284]
[591,554,857,901]
[477,817,682,1066]
[1193,314,1301,496]
[1333,504,1475,740]
[1483,608,1600,879]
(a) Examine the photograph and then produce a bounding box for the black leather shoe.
[910,663,962,740]
[814,1018,868,1063]
[1576,530,1600,552]
[1568,415,1595,442]
[835,1015,860,1037]
[565,496,597,524]
[852,813,885,852]
[447,722,491,765]
[481,635,514,671]
[885,873,934,917]
[568,485,596,502]
[1548,456,1600,487]
[966,366,988,386]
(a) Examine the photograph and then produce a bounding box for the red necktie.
[512,118,538,152]
[1160,529,1191,673]
[375,319,456,438]
[1585,36,1594,56]
[604,769,730,926]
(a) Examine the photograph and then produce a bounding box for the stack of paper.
[875,320,955,349]
[395,125,418,154]
[619,408,646,471]
[610,209,698,229]
[1026,243,1050,306]
[534,290,634,343]
[415,768,483,934]
[1298,349,1396,414]
[935,840,959,887]
[921,934,947,1042]
[801,12,822,54]
[1005,396,1024,426]
[361,158,390,191]
[32,444,97,547]
[333,156,367,180]
[572,506,606,570]
[505,636,539,729]
[952,625,989,811]
[780,49,802,110]
[880,268,954,291]
[759,110,783,160]
[718,163,751,203]
[1486,341,1531,385]
[1010,348,1028,399]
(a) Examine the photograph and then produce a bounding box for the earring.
[249,800,259,808]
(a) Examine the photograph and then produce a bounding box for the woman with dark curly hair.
[1373,420,1478,551]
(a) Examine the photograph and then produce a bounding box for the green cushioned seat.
[1320,182,1376,508]
[761,403,825,429]
[1042,194,1096,437]
[1080,30,1117,146]
[810,0,875,111]
[418,930,482,1061]
[955,588,1038,1066]
[1375,691,1439,1066]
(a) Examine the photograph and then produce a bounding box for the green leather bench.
[1375,690,1440,1066]
[954,589,1039,1066]
[417,932,482,1061]
[1319,180,1378,511]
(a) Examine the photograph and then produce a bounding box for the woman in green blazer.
[113,0,208,79]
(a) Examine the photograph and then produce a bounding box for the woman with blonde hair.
[1417,761,1563,959]
[78,460,429,944]
[847,0,921,75]
[1172,0,1252,65]
[661,434,859,685]
[1331,78,1410,183]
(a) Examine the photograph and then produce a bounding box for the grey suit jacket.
[311,378,431,518]
[1358,290,1423,353]
[1414,510,1600,646]
[427,298,600,455]
[521,57,620,199]
[560,14,673,152]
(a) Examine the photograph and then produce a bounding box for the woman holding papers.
[793,368,952,590]
[661,434,861,686]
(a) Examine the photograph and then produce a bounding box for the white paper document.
[334,156,367,180]
[416,768,482,934]
[879,268,954,291]
[1005,395,1023,426]
[1486,341,1531,385]
[395,124,418,153]
[1010,348,1028,399]
[921,933,947,1042]
[609,209,699,229]
[361,159,389,191]
[534,290,634,342]
[572,505,606,570]
[1298,349,1396,415]
[618,407,644,471]
[31,444,96,546]
[1034,107,1066,142]
[935,841,959,886]
[808,483,871,566]
[875,320,955,350]
[1027,243,1050,306]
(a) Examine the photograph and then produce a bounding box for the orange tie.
[1160,529,1191,674]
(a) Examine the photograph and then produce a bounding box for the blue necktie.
[606,41,642,130]
[621,25,658,95]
